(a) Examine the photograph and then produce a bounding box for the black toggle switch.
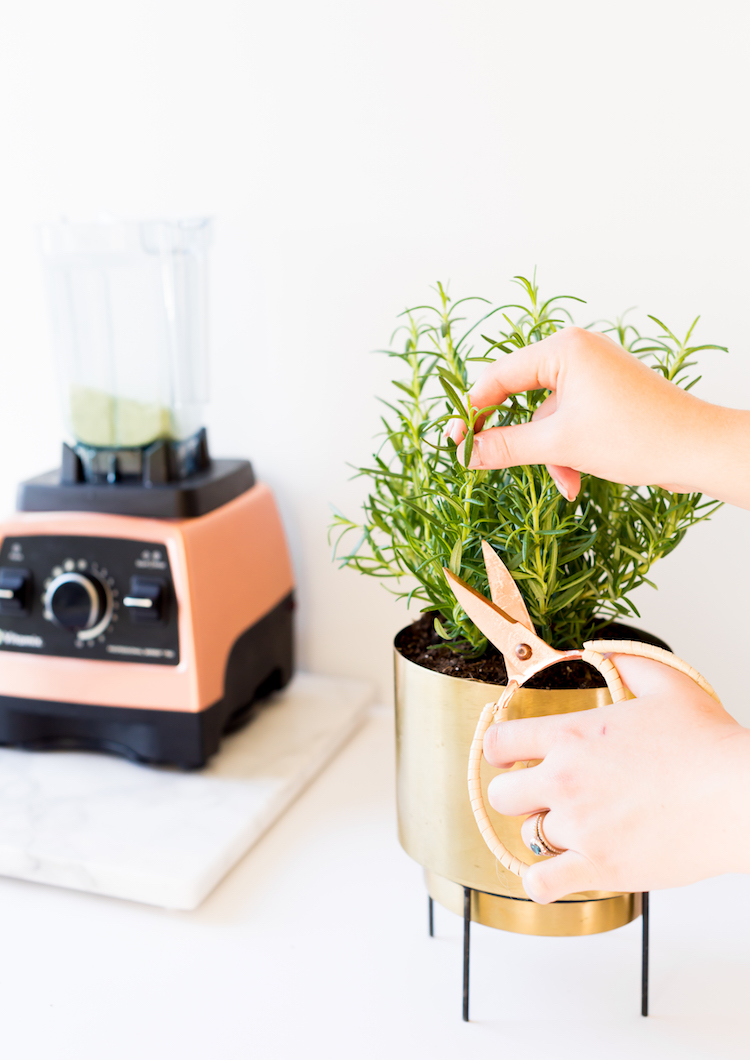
[123,576,167,625]
[0,568,30,615]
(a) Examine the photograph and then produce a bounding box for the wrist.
[712,726,750,875]
[671,400,750,508]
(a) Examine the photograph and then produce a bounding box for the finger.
[468,332,567,418]
[520,812,566,856]
[605,652,704,700]
[483,712,573,768]
[462,417,560,471]
[547,463,581,502]
[522,851,597,904]
[486,764,549,817]
[521,394,581,498]
[531,391,557,422]
[446,417,466,444]
[453,409,580,499]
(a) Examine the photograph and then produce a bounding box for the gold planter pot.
[394,641,641,937]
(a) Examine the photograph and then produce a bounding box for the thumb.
[523,851,597,904]
[604,652,700,700]
[461,418,559,471]
[461,420,580,502]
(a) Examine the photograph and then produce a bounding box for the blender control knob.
[44,573,110,635]
[123,576,166,624]
[0,568,30,615]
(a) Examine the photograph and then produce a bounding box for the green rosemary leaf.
[462,429,475,468]
[437,367,466,391]
[438,377,467,418]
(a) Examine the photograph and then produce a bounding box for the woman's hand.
[448,327,750,509]
[484,653,750,903]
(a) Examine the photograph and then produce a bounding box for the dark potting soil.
[394,612,671,691]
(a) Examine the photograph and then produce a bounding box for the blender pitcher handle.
[467,641,720,878]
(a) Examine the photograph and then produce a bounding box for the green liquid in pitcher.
[70,386,174,448]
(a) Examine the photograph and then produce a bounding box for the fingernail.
[550,472,573,502]
[456,435,482,469]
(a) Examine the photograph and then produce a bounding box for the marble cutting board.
[0,673,372,910]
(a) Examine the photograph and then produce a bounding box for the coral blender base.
[0,593,294,768]
[0,476,294,767]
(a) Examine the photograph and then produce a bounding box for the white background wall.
[0,0,748,715]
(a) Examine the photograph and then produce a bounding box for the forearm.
[681,403,750,509]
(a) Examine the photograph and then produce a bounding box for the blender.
[0,218,294,768]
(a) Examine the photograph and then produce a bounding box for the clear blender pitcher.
[39,217,212,482]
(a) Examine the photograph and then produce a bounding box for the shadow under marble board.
[0,673,373,910]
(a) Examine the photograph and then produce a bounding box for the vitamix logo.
[0,629,44,649]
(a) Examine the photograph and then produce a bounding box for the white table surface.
[0,673,371,910]
[1,705,748,1060]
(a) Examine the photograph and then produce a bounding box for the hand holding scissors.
[444,542,720,881]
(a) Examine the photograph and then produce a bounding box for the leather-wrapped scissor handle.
[467,640,720,879]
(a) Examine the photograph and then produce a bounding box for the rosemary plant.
[331,276,724,654]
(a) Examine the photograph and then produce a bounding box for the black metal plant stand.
[428,889,650,1021]
[462,888,471,1021]
[641,890,650,1017]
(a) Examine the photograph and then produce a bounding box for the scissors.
[444,540,719,878]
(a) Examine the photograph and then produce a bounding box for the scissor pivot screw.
[515,643,532,660]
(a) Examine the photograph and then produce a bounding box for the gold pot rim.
[393,617,671,691]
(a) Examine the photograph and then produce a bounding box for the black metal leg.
[428,896,434,937]
[641,891,649,1017]
[462,887,471,1022]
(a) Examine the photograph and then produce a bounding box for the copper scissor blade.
[481,540,535,634]
[443,568,571,683]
